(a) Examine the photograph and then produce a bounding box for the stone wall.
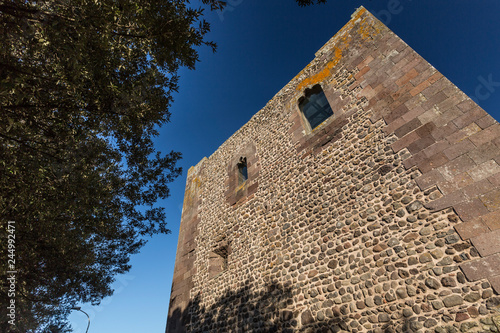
[166,7,500,333]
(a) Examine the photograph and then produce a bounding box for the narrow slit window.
[237,157,248,184]
[299,85,333,130]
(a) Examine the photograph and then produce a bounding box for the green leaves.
[0,0,222,331]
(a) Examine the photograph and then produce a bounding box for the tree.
[0,0,225,331]
[296,0,327,6]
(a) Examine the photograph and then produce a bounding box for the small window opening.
[298,85,333,130]
[237,157,248,185]
[208,245,229,278]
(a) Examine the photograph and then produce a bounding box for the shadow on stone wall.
[166,280,422,333]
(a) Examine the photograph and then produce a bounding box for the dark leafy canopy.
[0,0,224,331]
[296,0,327,6]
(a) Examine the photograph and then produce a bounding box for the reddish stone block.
[390,86,412,104]
[401,57,422,73]
[462,179,495,200]
[480,188,500,212]
[396,68,419,87]
[385,104,410,124]
[383,116,406,135]
[433,106,463,128]
[431,122,459,141]
[470,123,500,147]
[402,106,426,123]
[460,254,500,281]
[408,136,436,154]
[438,154,476,180]
[437,94,463,113]
[414,60,431,73]
[421,91,449,112]
[394,118,422,138]
[453,107,487,129]
[437,172,474,195]
[403,150,427,169]
[357,55,374,69]
[416,169,446,190]
[392,130,420,152]
[443,139,475,160]
[488,172,500,187]
[471,229,500,257]
[410,68,432,87]
[438,180,458,196]
[355,66,371,80]
[446,129,470,144]
[425,190,467,211]
[476,114,498,129]
[456,99,477,112]
[467,142,500,164]
[415,122,437,137]
[422,140,451,158]
[454,198,490,222]
[417,152,449,173]
[482,210,500,231]
[455,218,490,240]
[488,274,500,294]
[467,160,500,182]
[455,313,470,322]
[428,72,443,84]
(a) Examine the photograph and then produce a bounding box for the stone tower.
[166,7,500,333]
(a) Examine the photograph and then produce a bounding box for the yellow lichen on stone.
[295,8,375,92]
[296,47,342,92]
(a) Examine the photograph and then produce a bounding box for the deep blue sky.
[69,1,500,332]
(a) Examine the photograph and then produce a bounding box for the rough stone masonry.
[166,7,500,333]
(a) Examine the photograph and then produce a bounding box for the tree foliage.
[296,0,328,6]
[0,0,224,331]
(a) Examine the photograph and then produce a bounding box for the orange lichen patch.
[295,7,383,92]
[297,47,342,92]
[356,12,382,40]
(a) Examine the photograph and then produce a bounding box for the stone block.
[480,188,500,211]
[467,160,500,182]
[453,107,487,129]
[460,254,500,281]
[422,140,450,159]
[385,104,410,124]
[438,155,476,180]
[476,114,498,129]
[394,117,422,138]
[454,198,490,222]
[454,218,489,240]
[482,210,500,231]
[437,172,474,195]
[431,122,459,141]
[470,123,500,147]
[471,229,500,257]
[443,139,475,160]
[391,130,420,152]
[417,152,449,173]
[396,68,418,87]
[421,91,448,111]
[408,136,436,154]
[415,169,445,190]
[425,190,467,211]
[488,275,500,294]
[468,142,500,164]
[462,178,495,200]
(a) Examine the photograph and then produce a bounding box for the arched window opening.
[298,84,333,130]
